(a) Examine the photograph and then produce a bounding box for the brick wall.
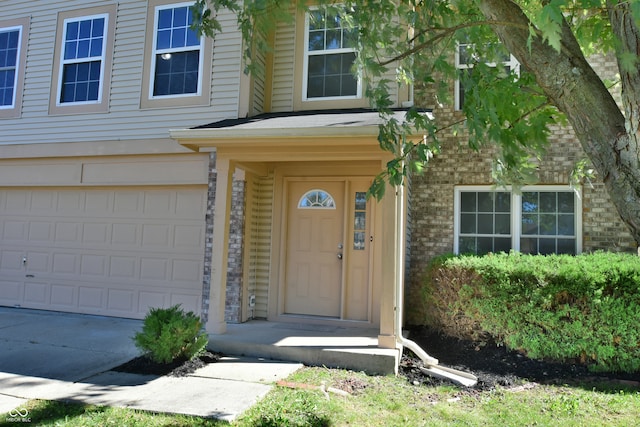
[200,152,247,324]
[406,53,636,325]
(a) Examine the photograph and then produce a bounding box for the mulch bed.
[401,326,640,391]
[112,351,221,377]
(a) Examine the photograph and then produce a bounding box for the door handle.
[337,253,343,260]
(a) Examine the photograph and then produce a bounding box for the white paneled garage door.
[0,187,207,319]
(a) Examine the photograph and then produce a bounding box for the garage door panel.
[0,187,206,319]
[4,221,27,240]
[24,282,49,304]
[0,280,21,301]
[51,283,75,306]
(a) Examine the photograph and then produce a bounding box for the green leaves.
[134,304,208,364]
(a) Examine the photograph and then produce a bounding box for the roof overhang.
[170,110,432,162]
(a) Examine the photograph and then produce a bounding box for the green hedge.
[424,252,640,373]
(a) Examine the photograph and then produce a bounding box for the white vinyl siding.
[0,0,243,145]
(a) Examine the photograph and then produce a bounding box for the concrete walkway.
[0,308,301,422]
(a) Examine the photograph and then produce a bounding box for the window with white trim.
[150,2,203,98]
[303,7,360,100]
[58,14,108,104]
[454,186,581,255]
[455,43,519,111]
[0,26,21,109]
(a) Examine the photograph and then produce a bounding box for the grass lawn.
[2,366,639,426]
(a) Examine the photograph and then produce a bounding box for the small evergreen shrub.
[134,304,208,364]
[422,252,640,373]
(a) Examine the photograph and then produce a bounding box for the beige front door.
[285,181,344,317]
[284,179,372,320]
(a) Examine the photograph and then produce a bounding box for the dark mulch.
[401,326,640,391]
[112,351,221,377]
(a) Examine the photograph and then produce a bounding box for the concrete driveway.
[0,307,141,382]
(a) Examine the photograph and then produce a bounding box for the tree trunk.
[478,0,640,247]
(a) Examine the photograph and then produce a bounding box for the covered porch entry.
[172,111,406,373]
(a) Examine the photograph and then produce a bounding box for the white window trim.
[302,6,361,102]
[149,1,204,100]
[0,24,23,110]
[454,43,520,111]
[56,13,109,106]
[453,185,582,254]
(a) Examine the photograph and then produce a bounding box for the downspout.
[394,182,438,365]
[393,180,478,387]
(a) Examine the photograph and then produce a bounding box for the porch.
[208,320,401,375]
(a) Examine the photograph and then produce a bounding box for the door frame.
[273,175,375,325]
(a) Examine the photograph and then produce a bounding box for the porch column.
[378,189,399,349]
[206,155,235,334]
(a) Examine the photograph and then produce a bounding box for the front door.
[285,181,344,317]
[284,179,372,320]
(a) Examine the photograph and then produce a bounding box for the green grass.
[2,367,639,426]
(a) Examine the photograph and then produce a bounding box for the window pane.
[460,192,476,212]
[557,239,575,255]
[477,213,494,234]
[558,214,574,235]
[308,31,324,51]
[157,29,171,49]
[173,6,188,27]
[307,76,323,98]
[79,19,92,39]
[495,192,510,212]
[92,18,104,37]
[324,75,341,97]
[458,237,476,254]
[354,192,366,210]
[539,214,557,235]
[460,213,476,233]
[477,237,493,255]
[522,192,538,212]
[308,55,324,76]
[66,21,79,40]
[495,213,510,234]
[325,54,341,74]
[494,237,511,252]
[521,214,537,235]
[172,28,187,48]
[540,192,556,212]
[326,29,341,49]
[558,192,574,213]
[341,74,357,96]
[308,10,324,31]
[158,9,173,29]
[477,192,493,212]
[520,237,537,254]
[539,238,556,255]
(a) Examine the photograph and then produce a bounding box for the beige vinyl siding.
[1,0,243,145]
[271,21,296,112]
[248,172,274,319]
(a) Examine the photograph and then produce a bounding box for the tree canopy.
[193,0,640,246]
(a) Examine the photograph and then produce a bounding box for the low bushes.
[423,252,640,373]
[133,304,209,364]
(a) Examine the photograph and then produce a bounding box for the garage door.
[0,187,207,319]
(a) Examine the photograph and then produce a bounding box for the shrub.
[134,304,209,364]
[422,252,640,373]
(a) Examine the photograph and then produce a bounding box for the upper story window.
[455,43,519,111]
[59,15,107,104]
[151,3,202,97]
[454,186,581,255]
[50,5,116,115]
[141,0,212,109]
[303,7,360,101]
[0,18,28,119]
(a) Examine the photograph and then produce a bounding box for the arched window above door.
[298,189,336,209]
